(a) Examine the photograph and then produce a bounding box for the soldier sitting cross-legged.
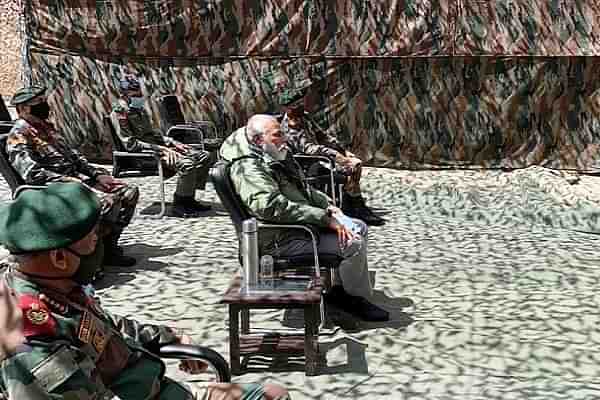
[112,74,213,218]
[0,183,290,400]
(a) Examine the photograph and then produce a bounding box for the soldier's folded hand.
[160,147,181,167]
[174,143,191,154]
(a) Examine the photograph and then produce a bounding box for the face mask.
[263,142,288,161]
[30,102,50,120]
[129,96,145,109]
[65,240,104,286]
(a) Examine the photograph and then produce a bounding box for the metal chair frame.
[105,116,206,219]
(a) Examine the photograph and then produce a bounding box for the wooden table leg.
[304,304,319,376]
[229,305,241,375]
[241,308,250,334]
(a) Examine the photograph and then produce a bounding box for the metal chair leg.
[153,161,166,219]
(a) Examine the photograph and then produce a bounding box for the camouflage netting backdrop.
[21,1,600,169]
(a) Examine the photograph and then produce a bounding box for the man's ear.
[49,250,68,271]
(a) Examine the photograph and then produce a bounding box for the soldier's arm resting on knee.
[111,106,161,154]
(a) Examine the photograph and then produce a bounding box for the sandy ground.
[2,166,600,399]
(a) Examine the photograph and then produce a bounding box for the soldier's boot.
[172,194,203,218]
[103,232,137,267]
[342,194,386,226]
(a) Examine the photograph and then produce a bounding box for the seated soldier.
[279,91,385,226]
[6,85,138,268]
[112,75,212,218]
[0,183,290,400]
[220,114,389,322]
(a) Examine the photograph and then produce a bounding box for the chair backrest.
[157,95,186,130]
[103,115,127,152]
[0,97,11,122]
[0,131,26,194]
[209,160,251,240]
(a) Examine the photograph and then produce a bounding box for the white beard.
[262,142,288,161]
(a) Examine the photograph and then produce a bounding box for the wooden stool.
[220,274,322,376]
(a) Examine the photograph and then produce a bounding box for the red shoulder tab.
[19,294,57,338]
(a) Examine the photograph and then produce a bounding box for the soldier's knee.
[122,184,140,204]
[263,383,290,400]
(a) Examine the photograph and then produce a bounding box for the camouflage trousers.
[93,182,140,237]
[162,148,214,197]
[337,156,362,195]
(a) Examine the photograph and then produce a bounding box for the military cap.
[10,85,46,106]
[119,74,141,92]
[0,183,101,254]
[279,87,308,107]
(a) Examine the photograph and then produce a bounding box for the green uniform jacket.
[112,99,178,153]
[219,127,331,251]
[281,112,344,159]
[0,272,178,400]
[6,119,109,185]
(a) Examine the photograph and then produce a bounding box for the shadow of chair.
[156,94,224,156]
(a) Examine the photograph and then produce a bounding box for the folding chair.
[293,155,346,207]
[156,94,223,156]
[210,160,342,326]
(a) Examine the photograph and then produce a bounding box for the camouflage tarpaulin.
[21,1,600,169]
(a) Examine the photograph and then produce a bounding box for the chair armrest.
[157,344,231,383]
[258,223,320,277]
[113,151,159,159]
[13,185,49,199]
[293,154,335,170]
[166,125,205,150]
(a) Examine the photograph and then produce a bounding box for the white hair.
[246,114,278,144]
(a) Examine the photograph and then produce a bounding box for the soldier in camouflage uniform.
[279,91,385,226]
[112,75,212,218]
[5,85,139,268]
[0,183,290,400]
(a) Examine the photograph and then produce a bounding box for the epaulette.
[19,294,58,338]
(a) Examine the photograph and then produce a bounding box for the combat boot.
[172,194,202,218]
[342,194,386,226]
[186,198,212,212]
[103,232,136,267]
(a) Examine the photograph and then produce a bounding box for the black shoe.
[345,206,386,226]
[103,252,137,267]
[187,199,212,212]
[325,286,389,322]
[171,203,202,218]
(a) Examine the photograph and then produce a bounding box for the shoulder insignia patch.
[19,295,57,338]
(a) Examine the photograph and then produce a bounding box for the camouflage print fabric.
[112,100,210,196]
[19,1,600,171]
[0,271,179,400]
[5,118,139,234]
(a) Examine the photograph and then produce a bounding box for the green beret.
[0,183,101,254]
[279,87,307,107]
[10,85,47,106]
